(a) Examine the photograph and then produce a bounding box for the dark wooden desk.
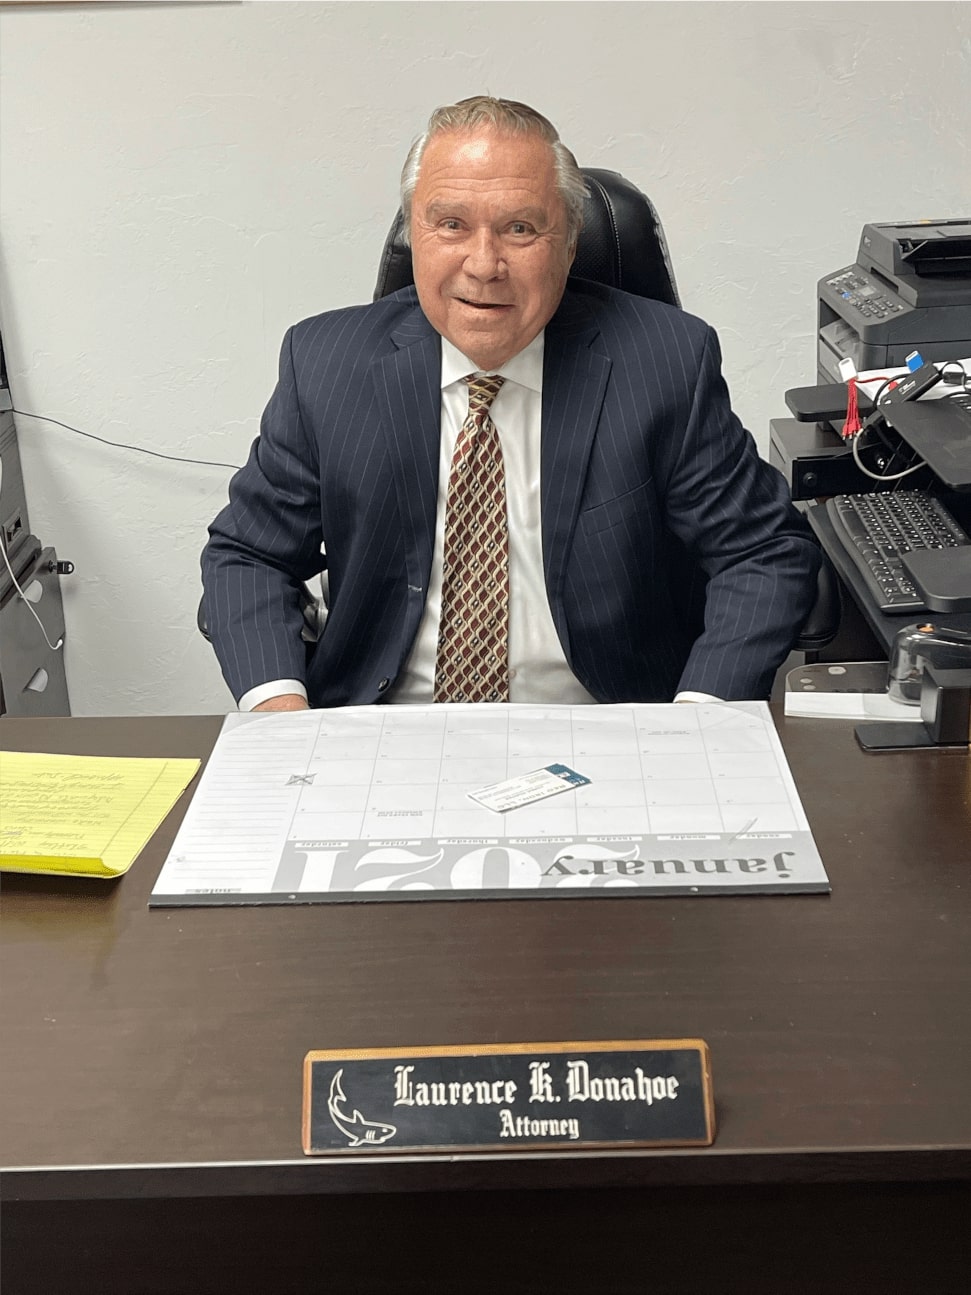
[2,714,970,1293]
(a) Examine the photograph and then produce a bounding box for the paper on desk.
[0,751,201,878]
[855,358,971,401]
[783,691,924,721]
[151,702,831,904]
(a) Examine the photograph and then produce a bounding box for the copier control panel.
[824,268,907,324]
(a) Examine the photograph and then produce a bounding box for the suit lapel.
[541,291,611,624]
[371,307,441,594]
[369,289,610,635]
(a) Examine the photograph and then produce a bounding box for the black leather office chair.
[201,168,838,659]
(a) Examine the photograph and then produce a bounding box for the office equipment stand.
[0,409,71,716]
[770,417,971,660]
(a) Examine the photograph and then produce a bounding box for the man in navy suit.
[203,97,819,712]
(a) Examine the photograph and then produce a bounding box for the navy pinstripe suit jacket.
[202,281,820,707]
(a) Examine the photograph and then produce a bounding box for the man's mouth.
[456,298,511,310]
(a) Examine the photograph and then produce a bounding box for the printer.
[817,219,971,382]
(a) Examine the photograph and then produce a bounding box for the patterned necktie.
[434,374,509,703]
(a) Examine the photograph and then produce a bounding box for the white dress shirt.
[389,333,596,705]
[238,332,711,711]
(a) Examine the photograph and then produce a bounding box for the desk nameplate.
[303,1040,715,1155]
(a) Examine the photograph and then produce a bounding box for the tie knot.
[465,373,505,419]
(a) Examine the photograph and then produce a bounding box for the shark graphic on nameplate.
[149,702,829,906]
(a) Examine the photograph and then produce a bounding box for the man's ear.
[566,217,582,269]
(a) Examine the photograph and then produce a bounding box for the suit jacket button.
[378,678,390,693]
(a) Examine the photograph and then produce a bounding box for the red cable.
[843,375,900,438]
[843,378,861,438]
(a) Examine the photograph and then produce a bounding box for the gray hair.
[399,96,588,246]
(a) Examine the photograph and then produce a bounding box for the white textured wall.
[1,0,968,716]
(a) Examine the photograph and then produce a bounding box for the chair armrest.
[793,556,842,652]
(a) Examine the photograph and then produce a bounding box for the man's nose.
[463,228,506,279]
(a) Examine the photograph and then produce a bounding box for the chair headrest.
[373,167,681,307]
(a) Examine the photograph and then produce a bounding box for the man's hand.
[253,694,310,713]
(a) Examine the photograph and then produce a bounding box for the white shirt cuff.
[673,691,722,704]
[238,679,308,712]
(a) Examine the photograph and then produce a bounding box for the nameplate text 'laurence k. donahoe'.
[303,1040,715,1154]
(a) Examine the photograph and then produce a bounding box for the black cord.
[938,359,966,384]
[852,404,927,486]
[10,409,240,471]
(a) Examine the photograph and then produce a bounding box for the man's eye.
[509,223,533,236]
[440,219,463,232]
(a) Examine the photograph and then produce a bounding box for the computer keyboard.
[825,490,971,613]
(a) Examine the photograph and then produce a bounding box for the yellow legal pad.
[0,751,201,878]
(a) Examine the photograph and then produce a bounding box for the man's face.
[410,128,576,371]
